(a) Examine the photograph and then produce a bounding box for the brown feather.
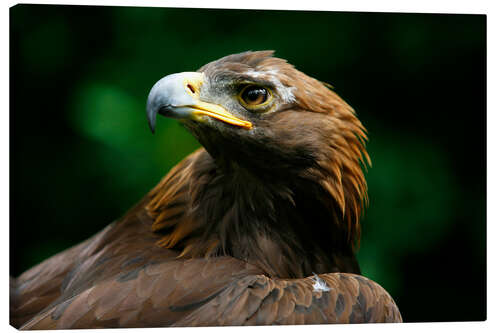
[11,51,401,328]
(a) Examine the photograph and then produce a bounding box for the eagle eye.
[238,85,272,110]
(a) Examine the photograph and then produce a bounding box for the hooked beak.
[146,72,252,133]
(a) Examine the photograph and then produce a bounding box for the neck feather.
[146,145,367,278]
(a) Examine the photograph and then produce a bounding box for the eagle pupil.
[242,86,268,105]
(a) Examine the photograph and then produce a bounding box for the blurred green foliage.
[10,5,485,322]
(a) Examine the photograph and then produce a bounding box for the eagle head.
[148,50,369,173]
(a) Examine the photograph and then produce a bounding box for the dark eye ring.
[238,85,272,109]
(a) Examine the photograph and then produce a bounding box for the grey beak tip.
[147,72,195,134]
[147,118,156,134]
[146,102,157,134]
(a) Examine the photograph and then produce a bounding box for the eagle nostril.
[187,83,196,94]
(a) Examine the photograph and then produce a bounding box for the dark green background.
[10,5,486,323]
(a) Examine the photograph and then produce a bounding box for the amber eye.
[239,85,271,108]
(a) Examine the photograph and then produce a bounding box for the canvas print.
[9,5,486,328]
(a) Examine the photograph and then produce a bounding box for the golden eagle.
[11,51,402,328]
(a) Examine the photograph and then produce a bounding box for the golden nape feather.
[10,51,401,328]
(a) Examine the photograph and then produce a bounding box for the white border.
[3,0,492,13]
[3,1,498,332]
